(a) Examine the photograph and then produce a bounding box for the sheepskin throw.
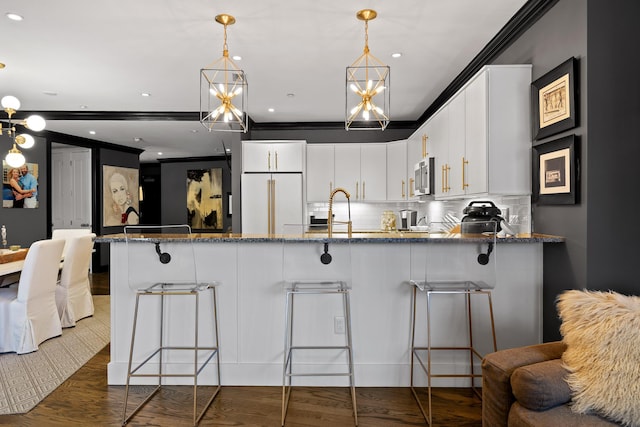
[557,290,640,427]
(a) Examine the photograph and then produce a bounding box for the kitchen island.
[97,231,562,386]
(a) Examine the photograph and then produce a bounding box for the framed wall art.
[2,161,40,209]
[531,57,577,140]
[186,168,223,230]
[103,165,140,226]
[532,134,579,205]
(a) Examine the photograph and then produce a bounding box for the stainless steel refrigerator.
[241,172,303,234]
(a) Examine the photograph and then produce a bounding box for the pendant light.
[200,14,249,133]
[346,9,390,131]
[1,95,46,168]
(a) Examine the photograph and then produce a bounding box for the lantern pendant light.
[345,9,390,131]
[200,14,249,133]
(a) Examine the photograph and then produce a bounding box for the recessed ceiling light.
[232,55,242,61]
[80,105,88,109]
[226,148,231,152]
[6,13,23,21]
[190,129,198,133]
[141,92,151,97]
[286,93,295,98]
[43,91,57,96]
[391,52,402,58]
[89,131,96,135]
[157,152,163,156]
[268,108,275,113]
[133,137,142,142]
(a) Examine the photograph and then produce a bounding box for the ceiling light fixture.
[200,13,248,133]
[6,13,23,21]
[0,96,46,168]
[345,9,390,131]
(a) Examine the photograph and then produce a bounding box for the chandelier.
[1,96,46,168]
[200,14,248,133]
[346,9,390,131]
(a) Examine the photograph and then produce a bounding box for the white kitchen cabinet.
[428,105,450,198]
[426,65,531,200]
[360,144,387,201]
[387,140,408,201]
[242,140,305,172]
[306,144,335,202]
[334,144,386,201]
[469,65,531,196]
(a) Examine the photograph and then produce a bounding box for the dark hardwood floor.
[0,272,482,426]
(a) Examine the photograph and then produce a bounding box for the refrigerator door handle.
[267,179,272,234]
[271,179,276,234]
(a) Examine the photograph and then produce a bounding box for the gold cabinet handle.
[275,151,278,170]
[356,182,359,200]
[409,178,415,197]
[401,180,406,198]
[363,181,366,200]
[267,179,272,234]
[441,165,445,193]
[267,151,271,171]
[446,165,451,192]
[462,157,469,189]
[422,134,428,158]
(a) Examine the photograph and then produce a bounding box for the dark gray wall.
[160,159,232,231]
[493,0,640,341]
[247,126,413,144]
[0,133,48,248]
[493,0,587,341]
[586,0,640,294]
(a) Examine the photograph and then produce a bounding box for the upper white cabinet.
[334,144,386,201]
[243,140,305,172]
[359,144,387,201]
[387,140,408,201]
[428,105,450,198]
[306,143,387,202]
[426,65,531,199]
[306,144,335,202]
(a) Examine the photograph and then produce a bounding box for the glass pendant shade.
[200,14,248,133]
[5,145,25,168]
[345,10,390,131]
[25,115,46,131]
[1,95,20,111]
[17,133,35,148]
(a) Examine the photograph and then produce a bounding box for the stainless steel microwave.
[414,158,434,195]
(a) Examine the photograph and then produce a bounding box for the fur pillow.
[557,290,640,426]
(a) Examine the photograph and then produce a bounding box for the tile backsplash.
[307,194,531,234]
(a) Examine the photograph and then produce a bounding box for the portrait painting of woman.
[103,165,139,226]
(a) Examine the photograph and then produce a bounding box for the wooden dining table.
[0,249,29,286]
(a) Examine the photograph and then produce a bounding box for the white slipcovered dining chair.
[52,228,92,259]
[0,239,65,354]
[55,233,96,328]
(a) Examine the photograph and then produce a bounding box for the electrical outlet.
[334,316,345,334]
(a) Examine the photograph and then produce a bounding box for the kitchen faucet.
[327,187,352,238]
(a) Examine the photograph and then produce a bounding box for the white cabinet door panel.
[360,144,386,201]
[306,144,334,202]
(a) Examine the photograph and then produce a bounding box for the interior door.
[51,145,92,230]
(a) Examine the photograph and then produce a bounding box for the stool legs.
[410,287,497,425]
[122,288,221,426]
[282,285,358,426]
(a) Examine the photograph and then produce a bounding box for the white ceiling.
[0,0,527,162]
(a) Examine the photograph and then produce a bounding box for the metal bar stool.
[122,225,221,426]
[409,220,498,425]
[281,224,357,426]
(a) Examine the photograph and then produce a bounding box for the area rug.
[0,295,110,414]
